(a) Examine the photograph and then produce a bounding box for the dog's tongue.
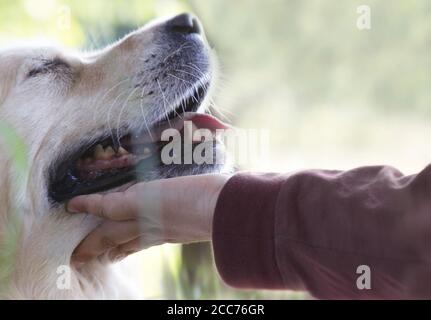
[130,112,229,144]
[182,112,230,130]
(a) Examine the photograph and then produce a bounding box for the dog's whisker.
[182,64,231,121]
[92,78,130,123]
[156,79,173,126]
[184,64,210,82]
[184,63,205,73]
[185,64,231,120]
[170,89,183,117]
[173,69,201,80]
[180,90,187,115]
[139,86,154,141]
[162,42,192,63]
[174,82,188,115]
[115,86,140,145]
[183,63,212,91]
[106,89,130,143]
[167,73,197,115]
[210,102,234,122]
[167,73,194,86]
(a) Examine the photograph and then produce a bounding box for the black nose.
[167,13,201,35]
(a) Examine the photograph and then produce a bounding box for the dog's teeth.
[118,147,129,155]
[104,146,115,158]
[94,144,105,160]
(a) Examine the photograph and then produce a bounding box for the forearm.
[212,166,431,299]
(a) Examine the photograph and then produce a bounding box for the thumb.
[66,191,139,221]
[66,194,104,214]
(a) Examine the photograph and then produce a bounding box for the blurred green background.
[2,0,431,299]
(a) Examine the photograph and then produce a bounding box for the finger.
[72,220,142,263]
[107,239,140,262]
[67,191,139,221]
[107,236,164,262]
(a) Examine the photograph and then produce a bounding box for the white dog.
[0,13,226,299]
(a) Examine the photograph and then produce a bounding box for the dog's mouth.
[48,82,227,203]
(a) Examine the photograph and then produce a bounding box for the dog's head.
[0,14,227,209]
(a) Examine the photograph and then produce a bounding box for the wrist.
[163,174,231,244]
[204,174,232,239]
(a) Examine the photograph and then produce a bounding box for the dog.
[0,13,227,299]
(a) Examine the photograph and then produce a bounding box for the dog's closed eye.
[27,58,71,78]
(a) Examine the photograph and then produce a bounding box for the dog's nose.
[166,13,202,35]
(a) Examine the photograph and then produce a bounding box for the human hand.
[67,174,231,265]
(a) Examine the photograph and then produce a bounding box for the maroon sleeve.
[212,165,431,299]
